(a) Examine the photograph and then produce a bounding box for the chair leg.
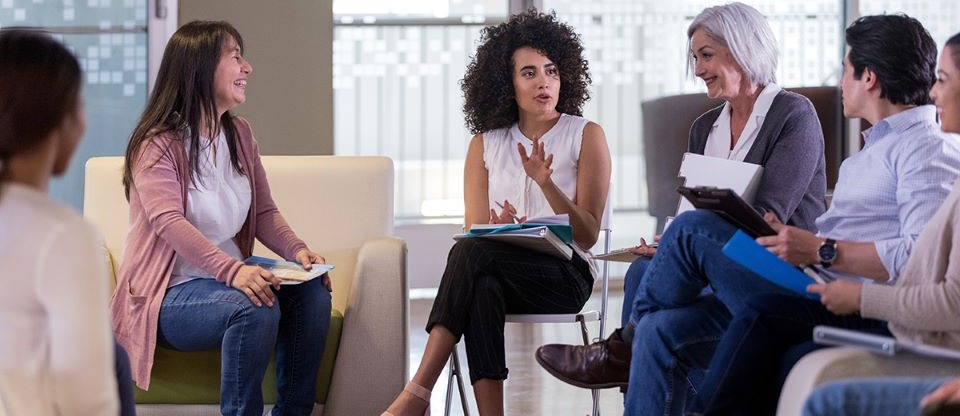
[577,315,591,346]
[444,347,471,416]
[576,315,601,416]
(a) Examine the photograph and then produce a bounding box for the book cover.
[244,255,335,285]
[593,248,642,263]
[467,214,573,244]
[675,152,764,218]
[721,230,820,300]
[454,226,573,260]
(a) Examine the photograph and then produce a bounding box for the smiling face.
[690,28,745,101]
[512,46,561,118]
[931,46,960,134]
[213,35,252,116]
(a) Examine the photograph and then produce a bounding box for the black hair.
[461,9,591,134]
[845,14,937,106]
[0,29,81,180]
[946,32,960,69]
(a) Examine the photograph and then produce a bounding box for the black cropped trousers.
[427,238,594,383]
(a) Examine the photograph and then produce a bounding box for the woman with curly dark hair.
[382,9,611,416]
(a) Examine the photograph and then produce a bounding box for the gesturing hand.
[232,265,281,307]
[517,137,554,186]
[295,248,333,292]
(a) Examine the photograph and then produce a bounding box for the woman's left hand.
[517,137,554,186]
[807,280,861,314]
[295,248,333,292]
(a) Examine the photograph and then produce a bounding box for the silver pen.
[494,200,522,223]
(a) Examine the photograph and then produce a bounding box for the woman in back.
[0,30,119,415]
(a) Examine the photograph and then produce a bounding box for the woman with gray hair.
[535,5,826,415]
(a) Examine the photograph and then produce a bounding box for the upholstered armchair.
[84,155,407,416]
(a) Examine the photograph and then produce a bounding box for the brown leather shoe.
[535,328,631,389]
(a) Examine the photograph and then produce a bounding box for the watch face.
[819,243,838,262]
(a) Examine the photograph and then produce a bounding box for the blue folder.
[721,230,820,300]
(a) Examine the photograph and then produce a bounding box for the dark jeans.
[115,340,136,416]
[158,277,331,416]
[686,293,889,416]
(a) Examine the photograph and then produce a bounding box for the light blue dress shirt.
[815,105,960,283]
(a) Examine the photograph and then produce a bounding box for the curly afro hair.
[461,9,591,134]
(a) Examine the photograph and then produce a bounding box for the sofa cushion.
[134,308,343,405]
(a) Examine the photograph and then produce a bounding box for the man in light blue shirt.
[535,14,960,416]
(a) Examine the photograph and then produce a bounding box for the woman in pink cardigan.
[111,21,331,416]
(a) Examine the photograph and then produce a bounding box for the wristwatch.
[818,238,838,268]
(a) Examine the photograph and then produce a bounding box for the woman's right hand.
[489,199,526,224]
[627,236,659,257]
[231,265,281,307]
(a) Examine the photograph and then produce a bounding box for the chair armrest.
[777,347,960,416]
[323,237,408,416]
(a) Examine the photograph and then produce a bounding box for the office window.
[333,0,509,220]
[0,0,149,210]
[859,0,960,47]
[334,0,843,226]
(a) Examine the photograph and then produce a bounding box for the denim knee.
[232,299,281,337]
[623,257,651,327]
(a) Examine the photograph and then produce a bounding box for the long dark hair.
[122,20,245,199]
[0,29,81,184]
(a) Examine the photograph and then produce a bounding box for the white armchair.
[84,155,407,416]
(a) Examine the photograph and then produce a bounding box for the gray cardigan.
[688,90,827,232]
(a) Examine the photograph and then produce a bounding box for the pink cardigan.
[110,117,307,389]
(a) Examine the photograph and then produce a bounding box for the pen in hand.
[494,200,522,223]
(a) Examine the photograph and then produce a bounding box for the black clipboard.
[677,186,775,237]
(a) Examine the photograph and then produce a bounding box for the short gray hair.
[687,2,779,85]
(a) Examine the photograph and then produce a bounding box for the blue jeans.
[803,377,950,416]
[625,295,730,416]
[622,210,790,416]
[685,293,888,416]
[158,278,331,416]
[622,256,651,327]
[115,340,136,416]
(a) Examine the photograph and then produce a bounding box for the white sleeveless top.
[482,113,598,278]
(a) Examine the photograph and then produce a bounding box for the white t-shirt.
[169,131,252,287]
[704,83,782,161]
[0,183,118,415]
